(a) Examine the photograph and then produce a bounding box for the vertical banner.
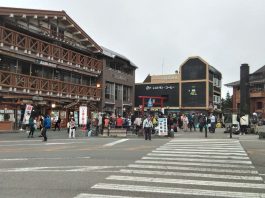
[158,118,168,136]
[79,106,87,126]
[23,104,33,124]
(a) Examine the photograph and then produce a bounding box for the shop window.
[256,102,263,109]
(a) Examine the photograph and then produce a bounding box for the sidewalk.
[0,126,264,141]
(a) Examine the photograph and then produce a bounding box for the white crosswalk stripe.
[81,139,265,198]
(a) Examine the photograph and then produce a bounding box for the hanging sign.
[22,104,33,124]
[79,106,87,126]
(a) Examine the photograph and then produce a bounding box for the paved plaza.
[0,127,264,198]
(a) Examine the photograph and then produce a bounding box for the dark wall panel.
[135,83,179,107]
[182,82,206,107]
[181,58,206,80]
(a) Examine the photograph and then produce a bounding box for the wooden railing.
[0,70,101,99]
[0,26,102,71]
[250,89,265,98]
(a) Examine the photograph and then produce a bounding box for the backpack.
[44,116,51,129]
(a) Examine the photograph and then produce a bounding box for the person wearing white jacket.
[69,118,76,138]
[240,114,248,135]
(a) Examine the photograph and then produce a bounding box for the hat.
[253,112,257,116]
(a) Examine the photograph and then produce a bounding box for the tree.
[221,91,233,111]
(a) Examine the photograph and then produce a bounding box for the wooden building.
[226,65,265,119]
[135,56,222,114]
[0,7,103,130]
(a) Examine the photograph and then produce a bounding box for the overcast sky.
[1,0,265,98]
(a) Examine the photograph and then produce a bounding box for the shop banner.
[158,118,168,136]
[22,104,33,124]
[79,106,87,126]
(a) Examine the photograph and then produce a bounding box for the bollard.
[205,126,207,138]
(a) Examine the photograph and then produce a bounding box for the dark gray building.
[99,47,137,115]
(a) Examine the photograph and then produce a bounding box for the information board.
[158,118,168,136]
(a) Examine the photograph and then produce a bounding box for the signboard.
[79,106,87,126]
[147,98,153,108]
[74,111,79,126]
[158,118,168,136]
[22,104,33,124]
[32,96,43,101]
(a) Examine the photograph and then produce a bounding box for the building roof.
[253,65,265,74]
[179,56,222,77]
[0,6,102,53]
[101,46,138,68]
[225,80,240,87]
[141,73,180,84]
[225,64,265,87]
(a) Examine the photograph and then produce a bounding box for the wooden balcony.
[0,26,102,72]
[250,89,265,98]
[0,70,101,100]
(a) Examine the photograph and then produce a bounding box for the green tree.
[221,91,232,111]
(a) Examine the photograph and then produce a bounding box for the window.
[0,56,17,72]
[50,24,57,37]
[42,67,53,79]
[31,64,43,77]
[18,61,30,75]
[256,102,263,109]
[72,74,81,84]
[115,84,122,100]
[123,86,131,102]
[105,82,114,100]
[58,28,64,40]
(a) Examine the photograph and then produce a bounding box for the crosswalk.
[74,139,265,198]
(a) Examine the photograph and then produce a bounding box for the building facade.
[99,47,137,116]
[135,56,222,114]
[0,7,103,129]
[226,65,265,118]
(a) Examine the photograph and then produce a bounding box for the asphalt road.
[0,129,264,198]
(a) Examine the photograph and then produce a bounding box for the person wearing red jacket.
[116,115,123,128]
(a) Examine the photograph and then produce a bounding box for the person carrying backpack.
[42,114,51,142]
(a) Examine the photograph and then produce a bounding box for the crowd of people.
[24,110,261,141]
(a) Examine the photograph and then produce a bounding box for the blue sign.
[147,98,153,107]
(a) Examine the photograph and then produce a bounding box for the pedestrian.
[240,114,248,135]
[28,116,36,138]
[142,116,153,140]
[251,112,259,134]
[54,117,61,131]
[183,114,189,132]
[210,114,217,133]
[116,115,123,128]
[69,118,76,138]
[134,115,142,135]
[42,114,51,142]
